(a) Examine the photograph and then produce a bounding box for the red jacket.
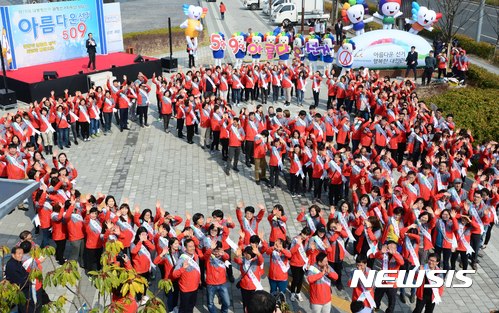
[131,240,155,274]
[50,208,67,241]
[267,214,287,243]
[266,247,291,281]
[234,254,264,290]
[236,208,265,245]
[172,253,202,292]
[203,249,229,285]
[306,264,338,305]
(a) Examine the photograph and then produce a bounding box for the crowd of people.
[0,52,498,313]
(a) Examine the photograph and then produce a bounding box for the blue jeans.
[103,112,113,132]
[232,88,241,104]
[40,228,51,248]
[296,89,304,104]
[57,128,69,148]
[90,118,99,135]
[269,278,287,294]
[207,283,230,313]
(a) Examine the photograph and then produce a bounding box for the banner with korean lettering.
[351,30,431,69]
[1,0,106,69]
[103,2,123,53]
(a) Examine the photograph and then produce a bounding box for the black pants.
[451,250,469,270]
[225,248,234,279]
[303,167,313,191]
[177,118,185,138]
[245,87,255,102]
[119,108,128,130]
[330,261,343,287]
[397,142,407,165]
[188,54,195,68]
[260,87,268,104]
[422,68,434,85]
[412,293,436,313]
[328,183,343,206]
[84,247,102,272]
[179,290,198,313]
[245,141,254,164]
[327,95,335,109]
[434,246,452,270]
[405,65,417,79]
[269,165,280,187]
[221,138,229,160]
[87,52,96,69]
[186,124,195,143]
[290,265,305,293]
[313,178,324,199]
[469,233,481,264]
[79,121,90,139]
[55,239,66,265]
[313,90,320,106]
[137,106,148,126]
[437,68,446,79]
[272,85,280,102]
[211,131,220,150]
[374,287,397,313]
[484,224,493,245]
[241,288,255,311]
[163,114,172,131]
[289,173,301,193]
[70,122,78,142]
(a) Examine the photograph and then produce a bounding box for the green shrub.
[467,64,499,89]
[425,87,499,143]
[123,27,183,40]
[366,22,382,31]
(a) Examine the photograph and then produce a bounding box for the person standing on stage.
[86,33,97,71]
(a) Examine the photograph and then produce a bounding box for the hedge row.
[420,29,495,61]
[425,87,499,143]
[467,64,499,89]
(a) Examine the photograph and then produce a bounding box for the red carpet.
[2,52,157,84]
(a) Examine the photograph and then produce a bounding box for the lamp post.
[300,0,305,33]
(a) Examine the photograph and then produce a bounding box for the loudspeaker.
[0,89,17,109]
[43,71,58,80]
[161,57,178,70]
[134,55,144,63]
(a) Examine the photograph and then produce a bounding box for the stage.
[1,52,162,103]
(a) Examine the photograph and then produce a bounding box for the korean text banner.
[0,0,106,69]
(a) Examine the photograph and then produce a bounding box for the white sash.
[329,160,347,183]
[417,220,433,246]
[438,220,457,249]
[249,120,258,132]
[357,204,368,220]
[119,93,131,107]
[138,243,156,270]
[189,107,199,124]
[364,227,377,257]
[206,75,216,89]
[316,156,327,179]
[305,214,317,233]
[391,217,400,238]
[272,146,283,169]
[273,73,281,86]
[79,105,90,123]
[282,75,292,87]
[232,75,244,89]
[91,104,100,120]
[295,240,309,269]
[469,205,484,234]
[312,78,320,92]
[293,154,305,178]
[304,146,313,167]
[5,154,25,171]
[142,221,155,236]
[181,254,201,273]
[425,266,442,304]
[449,188,462,205]
[39,115,55,133]
[382,253,389,270]
[457,224,474,255]
[338,213,356,242]
[308,265,330,286]
[435,171,444,191]
[375,124,389,141]
[243,217,256,236]
[272,250,290,273]
[243,260,263,290]
[69,111,79,121]
[313,121,324,138]
[358,283,376,308]
[299,78,306,92]
[406,182,418,197]
[419,174,433,191]
[89,218,102,234]
[231,125,243,141]
[313,235,326,251]
[405,236,420,268]
[191,225,205,240]
[158,236,169,249]
[23,119,40,135]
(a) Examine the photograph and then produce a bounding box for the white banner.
[351,30,432,69]
[103,3,124,53]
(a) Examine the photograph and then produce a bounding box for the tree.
[430,0,480,44]
[0,241,173,313]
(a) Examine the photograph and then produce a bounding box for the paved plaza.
[1,0,499,312]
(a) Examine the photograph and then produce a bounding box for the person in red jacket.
[131,226,155,305]
[0,143,30,179]
[413,253,444,313]
[225,117,245,174]
[204,240,230,313]
[268,137,286,189]
[236,202,265,245]
[253,130,269,185]
[348,255,376,310]
[306,252,338,312]
[289,226,312,302]
[373,241,404,313]
[154,237,181,312]
[266,238,291,295]
[267,204,287,245]
[84,207,104,273]
[172,238,201,313]
[234,245,265,311]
